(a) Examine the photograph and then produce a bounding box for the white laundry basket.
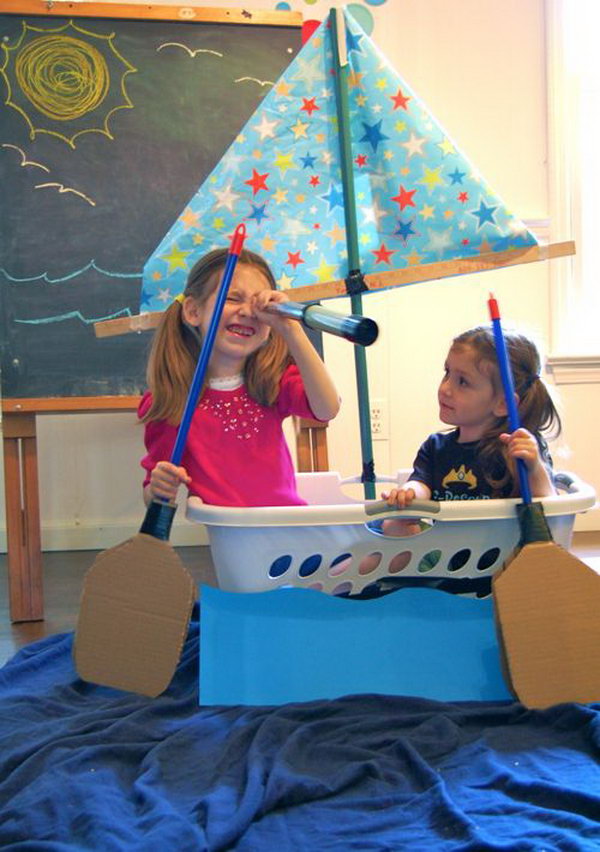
[186,470,596,596]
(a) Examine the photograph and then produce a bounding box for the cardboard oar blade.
[74,532,195,697]
[493,536,600,709]
[488,295,600,708]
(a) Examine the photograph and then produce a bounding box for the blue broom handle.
[171,224,246,466]
[488,294,532,505]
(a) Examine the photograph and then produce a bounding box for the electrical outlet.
[370,398,388,440]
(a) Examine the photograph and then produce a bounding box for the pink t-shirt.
[139,364,321,507]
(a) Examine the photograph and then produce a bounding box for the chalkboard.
[0,2,301,399]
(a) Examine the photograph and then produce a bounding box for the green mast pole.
[330,7,376,498]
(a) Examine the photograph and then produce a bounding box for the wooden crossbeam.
[94,241,575,338]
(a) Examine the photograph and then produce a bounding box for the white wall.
[1,0,598,551]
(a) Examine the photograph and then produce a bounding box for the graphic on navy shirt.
[412,432,495,501]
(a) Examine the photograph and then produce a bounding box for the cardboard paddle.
[74,224,247,697]
[489,294,600,708]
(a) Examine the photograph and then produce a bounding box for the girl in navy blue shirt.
[384,325,560,512]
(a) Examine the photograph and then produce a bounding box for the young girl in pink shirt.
[139,247,340,507]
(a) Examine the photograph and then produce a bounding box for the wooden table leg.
[297,418,329,473]
[3,413,44,622]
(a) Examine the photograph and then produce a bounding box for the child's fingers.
[253,290,289,314]
[257,289,288,306]
[150,462,190,498]
[156,461,190,482]
[505,439,540,472]
[381,487,415,509]
[252,291,294,331]
[174,465,191,485]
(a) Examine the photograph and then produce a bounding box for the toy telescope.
[94,300,378,346]
[266,301,378,346]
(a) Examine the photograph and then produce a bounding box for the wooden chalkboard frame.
[1,1,302,623]
[1,1,302,28]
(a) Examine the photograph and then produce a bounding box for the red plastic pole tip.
[230,223,247,256]
[487,292,501,321]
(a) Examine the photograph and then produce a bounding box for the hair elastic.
[523,373,540,391]
[174,292,185,304]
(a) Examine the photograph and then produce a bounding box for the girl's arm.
[253,291,340,421]
[500,428,557,497]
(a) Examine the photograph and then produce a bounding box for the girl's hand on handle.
[381,486,417,510]
[147,461,191,503]
[381,480,431,509]
[379,483,431,538]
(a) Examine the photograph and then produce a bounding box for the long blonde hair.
[451,326,562,497]
[142,248,290,424]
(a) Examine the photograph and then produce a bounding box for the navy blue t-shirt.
[410,429,553,500]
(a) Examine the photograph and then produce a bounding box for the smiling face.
[183,263,273,378]
[438,344,506,442]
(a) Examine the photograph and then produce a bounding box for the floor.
[1,532,600,669]
[0,545,217,668]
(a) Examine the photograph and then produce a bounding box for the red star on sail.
[355,154,367,167]
[390,87,411,110]
[391,185,417,211]
[372,243,396,264]
[245,169,269,195]
[286,251,304,269]
[300,97,319,115]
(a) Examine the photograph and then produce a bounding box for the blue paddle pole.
[141,224,247,538]
[487,293,532,505]
[171,224,246,464]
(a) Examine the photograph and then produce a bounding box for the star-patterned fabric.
[141,9,537,311]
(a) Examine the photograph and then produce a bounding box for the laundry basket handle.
[364,499,441,517]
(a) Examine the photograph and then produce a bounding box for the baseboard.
[0,509,597,553]
[0,520,209,553]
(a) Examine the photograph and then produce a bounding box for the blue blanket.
[1,606,599,851]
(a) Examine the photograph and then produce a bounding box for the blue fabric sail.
[141,9,537,310]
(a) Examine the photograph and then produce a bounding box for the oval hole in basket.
[417,550,442,573]
[298,554,322,578]
[477,547,501,571]
[447,548,471,572]
[327,553,352,577]
[328,552,352,578]
[332,581,353,596]
[268,554,293,579]
[307,582,323,591]
[358,551,382,575]
[388,551,412,573]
